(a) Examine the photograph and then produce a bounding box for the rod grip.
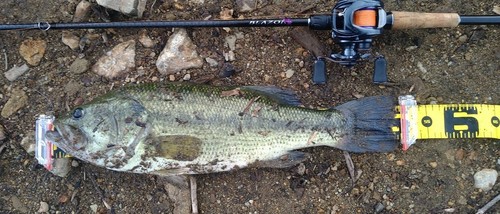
[391,11,460,29]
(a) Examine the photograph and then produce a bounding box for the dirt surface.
[0,0,499,213]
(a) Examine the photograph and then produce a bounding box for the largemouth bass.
[47,83,398,176]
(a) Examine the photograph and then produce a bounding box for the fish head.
[46,94,149,168]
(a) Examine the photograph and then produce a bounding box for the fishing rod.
[2,0,499,84]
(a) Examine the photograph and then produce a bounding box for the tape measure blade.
[416,104,499,140]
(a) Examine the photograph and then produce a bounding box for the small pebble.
[493,6,500,15]
[297,163,306,175]
[298,61,304,68]
[71,160,79,167]
[285,69,295,78]
[374,202,385,213]
[20,135,35,155]
[429,162,438,168]
[405,46,418,51]
[416,62,427,73]
[139,33,155,48]
[225,35,237,51]
[73,0,92,22]
[90,204,98,213]
[224,51,236,61]
[396,160,405,166]
[69,58,89,74]
[220,63,236,78]
[169,75,175,81]
[473,169,498,191]
[37,201,49,213]
[62,32,80,50]
[5,64,29,81]
[458,35,468,43]
[205,57,218,67]
[1,88,28,118]
[183,73,191,81]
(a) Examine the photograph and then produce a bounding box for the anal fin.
[252,151,309,168]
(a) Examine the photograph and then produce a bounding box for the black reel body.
[313,0,389,84]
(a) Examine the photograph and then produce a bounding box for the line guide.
[394,95,500,150]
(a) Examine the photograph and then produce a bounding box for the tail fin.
[334,96,399,153]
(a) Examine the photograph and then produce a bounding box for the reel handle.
[389,11,460,29]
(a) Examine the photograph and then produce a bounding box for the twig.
[476,193,500,214]
[343,151,356,187]
[2,49,7,70]
[0,143,6,154]
[190,176,198,214]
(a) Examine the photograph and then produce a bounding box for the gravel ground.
[0,0,498,213]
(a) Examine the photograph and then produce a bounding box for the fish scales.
[47,83,398,176]
[123,85,345,172]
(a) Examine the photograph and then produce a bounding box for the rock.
[285,69,295,78]
[297,163,306,175]
[50,158,72,177]
[90,204,98,213]
[458,35,468,43]
[429,162,438,168]
[494,6,500,15]
[236,0,257,12]
[71,160,79,167]
[416,62,427,73]
[96,0,147,17]
[93,40,136,79]
[156,29,203,75]
[5,64,29,81]
[139,33,155,48]
[1,89,28,118]
[73,0,92,22]
[219,63,236,78]
[473,169,498,191]
[183,73,191,81]
[225,35,237,51]
[374,202,385,213]
[37,201,49,213]
[223,51,235,61]
[465,52,472,61]
[19,39,47,66]
[62,32,80,50]
[405,46,418,51]
[69,58,89,74]
[205,57,218,67]
[20,135,35,155]
[11,196,28,213]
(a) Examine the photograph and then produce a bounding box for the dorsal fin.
[240,86,302,106]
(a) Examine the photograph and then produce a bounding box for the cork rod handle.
[391,11,460,29]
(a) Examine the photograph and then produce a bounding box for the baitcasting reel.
[311,0,388,84]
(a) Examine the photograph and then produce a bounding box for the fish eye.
[72,108,84,119]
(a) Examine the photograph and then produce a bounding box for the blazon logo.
[444,107,479,138]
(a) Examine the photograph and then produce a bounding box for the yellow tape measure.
[393,102,500,140]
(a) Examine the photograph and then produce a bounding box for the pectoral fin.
[152,135,203,161]
[252,151,309,168]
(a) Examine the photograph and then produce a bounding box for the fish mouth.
[46,122,88,154]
